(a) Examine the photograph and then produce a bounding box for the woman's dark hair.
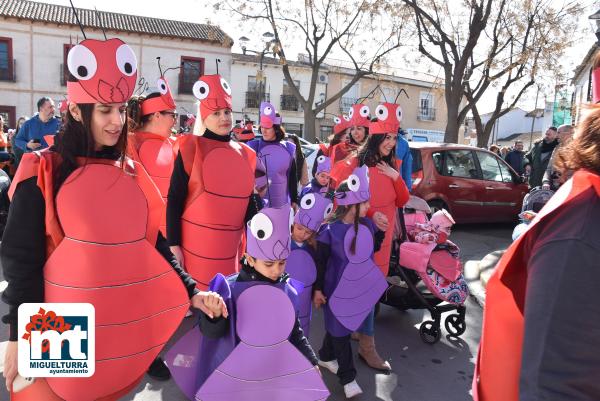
[53,104,128,194]
[287,133,305,174]
[328,181,361,254]
[330,128,350,148]
[555,103,600,176]
[357,131,396,168]
[127,92,162,131]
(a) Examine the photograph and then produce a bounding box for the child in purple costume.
[313,166,386,398]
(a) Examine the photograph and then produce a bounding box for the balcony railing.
[0,59,16,82]
[280,94,300,111]
[245,91,271,109]
[417,107,436,121]
[339,97,357,113]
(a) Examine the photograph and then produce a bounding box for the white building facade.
[481,102,553,145]
[0,0,232,129]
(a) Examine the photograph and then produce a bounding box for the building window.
[0,106,16,130]
[179,56,204,94]
[418,91,436,121]
[281,79,300,111]
[61,44,74,86]
[0,37,14,82]
[320,125,333,141]
[246,75,269,109]
[339,81,359,113]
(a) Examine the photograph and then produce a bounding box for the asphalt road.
[0,223,514,401]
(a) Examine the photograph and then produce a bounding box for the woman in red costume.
[127,72,178,237]
[473,87,600,401]
[311,114,350,178]
[167,74,261,290]
[330,104,370,165]
[1,37,225,400]
[330,101,409,372]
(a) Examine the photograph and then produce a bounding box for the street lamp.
[589,9,600,44]
[238,32,277,108]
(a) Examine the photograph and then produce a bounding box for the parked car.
[409,142,529,223]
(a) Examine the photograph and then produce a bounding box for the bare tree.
[216,0,410,140]
[401,0,581,145]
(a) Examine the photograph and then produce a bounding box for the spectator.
[524,126,559,188]
[10,116,27,170]
[488,144,501,156]
[14,97,60,152]
[500,146,509,159]
[504,140,526,175]
[0,116,11,163]
[474,104,600,401]
[395,129,413,190]
[542,124,574,190]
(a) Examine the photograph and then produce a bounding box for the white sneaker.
[317,359,339,374]
[343,380,363,398]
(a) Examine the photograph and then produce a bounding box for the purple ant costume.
[287,192,333,335]
[319,166,388,336]
[165,205,328,400]
[247,102,296,207]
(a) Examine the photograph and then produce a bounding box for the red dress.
[9,151,189,401]
[177,135,256,289]
[330,157,409,276]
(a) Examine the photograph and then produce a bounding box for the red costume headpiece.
[333,114,351,135]
[348,104,370,127]
[193,75,233,120]
[369,102,403,135]
[66,38,138,104]
[233,121,255,141]
[141,76,176,116]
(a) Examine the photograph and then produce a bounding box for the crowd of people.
[0,31,599,401]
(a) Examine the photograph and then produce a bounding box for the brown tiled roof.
[0,0,232,46]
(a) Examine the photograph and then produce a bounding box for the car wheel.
[427,199,448,215]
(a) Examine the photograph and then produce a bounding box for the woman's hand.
[372,211,389,232]
[191,291,228,319]
[313,290,327,309]
[170,245,185,270]
[3,341,18,392]
[376,161,400,181]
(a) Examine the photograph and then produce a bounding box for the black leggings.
[319,332,356,385]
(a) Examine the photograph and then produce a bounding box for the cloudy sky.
[44,0,599,113]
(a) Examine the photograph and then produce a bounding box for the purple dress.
[286,242,318,336]
[318,218,388,337]
[247,139,295,208]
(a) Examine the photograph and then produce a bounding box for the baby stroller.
[512,187,555,240]
[379,196,469,344]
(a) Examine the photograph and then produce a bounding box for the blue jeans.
[357,309,375,336]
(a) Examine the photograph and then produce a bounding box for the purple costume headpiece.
[259,101,282,128]
[246,205,293,261]
[335,165,370,206]
[294,192,333,232]
[315,155,331,175]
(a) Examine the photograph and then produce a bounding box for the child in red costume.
[167,74,262,290]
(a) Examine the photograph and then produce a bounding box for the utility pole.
[529,85,540,150]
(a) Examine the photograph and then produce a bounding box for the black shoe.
[147,357,171,381]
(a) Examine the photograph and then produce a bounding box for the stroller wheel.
[444,314,466,336]
[419,320,441,344]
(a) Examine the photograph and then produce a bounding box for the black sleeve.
[311,149,324,178]
[314,241,331,291]
[1,177,46,341]
[198,313,229,339]
[374,230,385,253]
[167,152,189,246]
[520,239,600,401]
[288,156,299,205]
[288,317,318,365]
[244,193,264,225]
[154,232,199,299]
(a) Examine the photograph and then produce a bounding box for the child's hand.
[313,290,327,309]
[191,291,228,319]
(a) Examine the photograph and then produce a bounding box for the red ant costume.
[5,38,192,401]
[127,70,178,236]
[330,104,370,164]
[167,74,258,289]
[330,102,409,276]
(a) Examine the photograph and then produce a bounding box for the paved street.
[0,223,513,401]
